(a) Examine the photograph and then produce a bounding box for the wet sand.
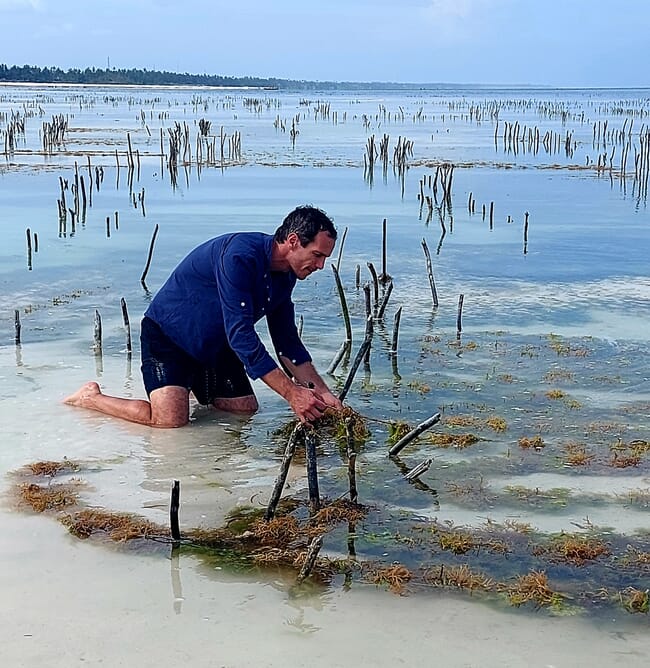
[3,509,648,668]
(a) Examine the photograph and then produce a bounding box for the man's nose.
[316,257,326,270]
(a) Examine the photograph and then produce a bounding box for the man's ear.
[287,232,300,248]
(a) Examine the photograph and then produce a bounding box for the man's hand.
[288,384,328,424]
[319,389,343,411]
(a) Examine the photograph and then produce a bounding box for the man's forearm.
[261,366,300,402]
[280,358,327,392]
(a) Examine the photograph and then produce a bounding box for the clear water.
[1,83,649,631]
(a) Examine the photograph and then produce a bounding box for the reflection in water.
[170,545,183,615]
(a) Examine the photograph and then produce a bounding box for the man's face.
[287,231,336,279]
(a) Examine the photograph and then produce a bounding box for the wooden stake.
[404,458,433,481]
[388,412,441,457]
[524,211,529,254]
[367,262,379,313]
[121,297,132,353]
[338,318,373,403]
[93,309,102,353]
[141,223,159,286]
[391,305,402,354]
[170,480,181,542]
[421,238,439,308]
[346,417,358,503]
[377,279,394,320]
[14,309,21,344]
[335,226,348,272]
[265,424,303,521]
[296,535,324,583]
[305,429,321,514]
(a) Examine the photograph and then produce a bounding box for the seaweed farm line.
[1,84,650,623]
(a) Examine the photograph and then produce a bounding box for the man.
[65,205,342,427]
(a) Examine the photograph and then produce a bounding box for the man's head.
[274,206,337,246]
[273,206,337,280]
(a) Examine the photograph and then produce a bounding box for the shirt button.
[241,301,245,307]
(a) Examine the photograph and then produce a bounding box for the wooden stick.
[296,535,324,583]
[170,480,181,542]
[265,424,303,521]
[346,417,358,503]
[421,238,439,307]
[388,412,441,457]
[391,305,402,354]
[380,217,388,281]
[338,319,373,403]
[404,458,433,481]
[14,309,21,344]
[367,262,379,313]
[456,294,464,337]
[141,223,159,286]
[331,265,352,345]
[305,429,321,514]
[120,297,132,353]
[524,211,529,254]
[93,309,102,353]
[335,226,348,272]
[26,228,32,270]
[377,279,394,320]
[326,340,351,375]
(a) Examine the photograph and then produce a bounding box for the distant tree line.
[0,63,425,91]
[0,63,286,88]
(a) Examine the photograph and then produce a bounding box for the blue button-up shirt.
[145,232,311,379]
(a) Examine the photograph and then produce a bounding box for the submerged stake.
[265,424,303,521]
[305,429,321,514]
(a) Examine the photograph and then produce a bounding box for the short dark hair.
[274,205,337,245]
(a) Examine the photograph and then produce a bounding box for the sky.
[0,0,648,87]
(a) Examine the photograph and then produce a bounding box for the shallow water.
[1,83,650,661]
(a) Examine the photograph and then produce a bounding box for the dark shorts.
[140,316,254,405]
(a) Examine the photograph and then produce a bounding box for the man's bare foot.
[63,381,102,408]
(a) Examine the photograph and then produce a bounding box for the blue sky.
[1,0,648,87]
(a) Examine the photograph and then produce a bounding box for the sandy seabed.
[3,508,649,668]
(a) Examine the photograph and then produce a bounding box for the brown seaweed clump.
[423,564,494,592]
[318,406,370,443]
[502,570,562,608]
[387,420,411,445]
[438,529,476,555]
[17,482,80,513]
[537,534,610,566]
[60,509,168,541]
[564,442,594,466]
[430,432,480,449]
[518,435,545,450]
[310,499,368,527]
[367,564,413,594]
[620,587,649,614]
[486,417,508,432]
[27,459,79,477]
[273,406,370,444]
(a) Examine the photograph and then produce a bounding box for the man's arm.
[261,366,333,423]
[279,357,343,411]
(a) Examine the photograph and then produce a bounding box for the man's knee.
[150,386,190,427]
